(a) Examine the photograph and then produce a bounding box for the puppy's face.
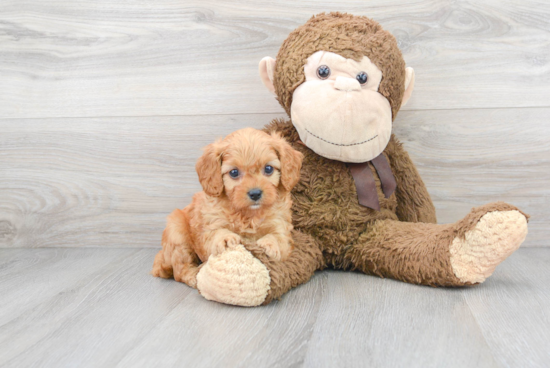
[196,128,303,213]
[221,140,280,212]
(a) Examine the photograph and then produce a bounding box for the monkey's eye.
[316,65,331,80]
[356,72,368,85]
[264,165,274,175]
[229,169,239,178]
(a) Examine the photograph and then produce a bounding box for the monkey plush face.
[290,51,391,162]
[259,12,415,163]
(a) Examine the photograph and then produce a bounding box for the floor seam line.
[1,105,550,121]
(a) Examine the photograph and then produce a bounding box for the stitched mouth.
[305,128,377,147]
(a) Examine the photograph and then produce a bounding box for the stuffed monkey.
[192,12,529,306]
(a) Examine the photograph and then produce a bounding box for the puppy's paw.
[257,235,291,262]
[151,251,173,279]
[212,232,241,257]
[223,232,242,249]
[279,243,293,262]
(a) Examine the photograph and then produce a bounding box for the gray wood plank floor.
[0,248,548,368]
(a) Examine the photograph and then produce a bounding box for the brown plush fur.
[263,120,440,268]
[348,201,529,285]
[245,229,325,305]
[151,128,303,286]
[255,120,527,304]
[274,12,406,120]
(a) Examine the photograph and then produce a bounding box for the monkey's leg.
[196,230,324,306]
[346,202,528,286]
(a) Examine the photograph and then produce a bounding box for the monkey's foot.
[196,244,271,307]
[450,209,528,284]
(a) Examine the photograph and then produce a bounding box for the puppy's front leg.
[257,233,293,261]
[204,229,242,259]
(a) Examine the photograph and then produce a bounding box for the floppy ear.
[195,140,224,196]
[259,57,277,95]
[270,132,303,192]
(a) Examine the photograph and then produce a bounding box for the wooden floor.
[0,247,548,368]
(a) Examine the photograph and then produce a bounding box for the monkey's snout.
[248,188,263,201]
[334,76,361,92]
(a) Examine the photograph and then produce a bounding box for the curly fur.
[151,128,303,286]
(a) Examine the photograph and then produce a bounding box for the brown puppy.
[151,128,303,288]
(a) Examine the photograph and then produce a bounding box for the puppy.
[151,128,303,288]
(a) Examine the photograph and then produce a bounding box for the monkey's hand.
[197,244,271,307]
[257,234,292,261]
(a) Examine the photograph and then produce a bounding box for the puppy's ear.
[270,132,303,192]
[196,140,224,196]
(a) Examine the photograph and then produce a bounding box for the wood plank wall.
[1,0,549,248]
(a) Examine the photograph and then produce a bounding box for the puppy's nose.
[248,188,263,201]
[334,76,361,92]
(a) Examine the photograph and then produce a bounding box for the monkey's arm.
[385,134,437,223]
[255,230,324,304]
[196,229,324,306]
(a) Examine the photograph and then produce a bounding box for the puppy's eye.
[316,65,331,80]
[356,71,368,85]
[264,165,274,175]
[229,169,239,178]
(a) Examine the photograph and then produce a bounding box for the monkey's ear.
[259,57,277,95]
[195,140,224,197]
[401,67,415,107]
